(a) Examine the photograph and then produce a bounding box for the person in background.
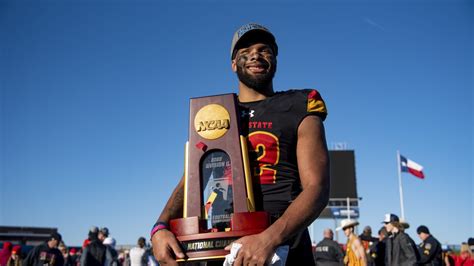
[82,227,98,249]
[64,248,79,266]
[98,228,109,243]
[118,251,130,266]
[144,244,158,266]
[371,227,387,266]
[58,243,69,265]
[337,219,366,266]
[442,246,455,266]
[6,246,23,266]
[103,238,118,266]
[469,238,474,257]
[80,227,108,266]
[122,250,130,266]
[416,225,442,265]
[0,242,13,266]
[382,213,418,266]
[453,243,474,266]
[359,226,378,266]
[313,228,344,266]
[23,232,64,266]
[129,237,147,266]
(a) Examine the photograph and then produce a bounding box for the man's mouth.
[247,64,268,74]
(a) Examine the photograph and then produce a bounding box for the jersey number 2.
[247,131,280,184]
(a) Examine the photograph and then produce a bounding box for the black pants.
[286,228,315,266]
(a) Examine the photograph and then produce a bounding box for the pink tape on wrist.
[150,223,168,238]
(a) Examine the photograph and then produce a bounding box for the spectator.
[103,238,118,266]
[0,242,13,266]
[65,248,79,266]
[336,219,366,266]
[129,237,146,266]
[98,228,109,243]
[6,246,23,266]
[383,213,418,266]
[372,227,387,266]
[313,228,344,265]
[359,226,378,266]
[82,227,99,249]
[146,247,158,266]
[442,246,455,266]
[469,238,474,255]
[120,250,130,266]
[416,225,442,265]
[58,243,69,264]
[454,243,474,266]
[80,227,108,266]
[23,232,64,266]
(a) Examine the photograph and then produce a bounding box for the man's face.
[59,247,67,255]
[232,42,277,93]
[384,222,394,233]
[48,239,59,249]
[343,227,351,237]
[418,232,428,241]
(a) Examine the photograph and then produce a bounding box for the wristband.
[150,221,169,239]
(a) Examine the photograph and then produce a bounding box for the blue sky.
[1,0,472,246]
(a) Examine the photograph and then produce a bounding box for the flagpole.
[397,150,405,220]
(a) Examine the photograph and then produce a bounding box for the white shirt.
[129,247,146,266]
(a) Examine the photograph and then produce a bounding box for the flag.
[400,155,425,179]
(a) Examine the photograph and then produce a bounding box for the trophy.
[170,93,270,262]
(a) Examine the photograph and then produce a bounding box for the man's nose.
[248,50,261,60]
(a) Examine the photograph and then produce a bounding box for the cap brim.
[231,30,277,59]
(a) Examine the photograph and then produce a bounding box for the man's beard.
[236,64,276,94]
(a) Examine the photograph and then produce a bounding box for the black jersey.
[238,89,327,217]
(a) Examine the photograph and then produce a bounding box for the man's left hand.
[225,233,277,266]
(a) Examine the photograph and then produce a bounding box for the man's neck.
[238,81,274,103]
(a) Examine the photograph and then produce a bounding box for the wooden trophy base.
[170,211,270,262]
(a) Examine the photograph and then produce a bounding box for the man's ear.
[231,59,237,73]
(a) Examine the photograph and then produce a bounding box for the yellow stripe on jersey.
[307,90,328,114]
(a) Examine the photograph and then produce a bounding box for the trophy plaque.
[170,93,270,262]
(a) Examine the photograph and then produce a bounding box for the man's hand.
[152,229,185,265]
[225,233,277,266]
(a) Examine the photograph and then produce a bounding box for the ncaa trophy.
[170,93,270,262]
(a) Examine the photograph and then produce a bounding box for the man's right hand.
[152,229,185,265]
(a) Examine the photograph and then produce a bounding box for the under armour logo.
[241,110,255,118]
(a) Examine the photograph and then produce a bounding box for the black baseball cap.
[417,225,430,234]
[230,23,278,60]
[51,232,62,242]
[99,227,109,236]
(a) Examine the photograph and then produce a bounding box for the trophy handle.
[183,141,190,218]
[240,135,255,212]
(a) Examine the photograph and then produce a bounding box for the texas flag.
[400,155,425,179]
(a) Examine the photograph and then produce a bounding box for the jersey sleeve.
[305,89,328,121]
